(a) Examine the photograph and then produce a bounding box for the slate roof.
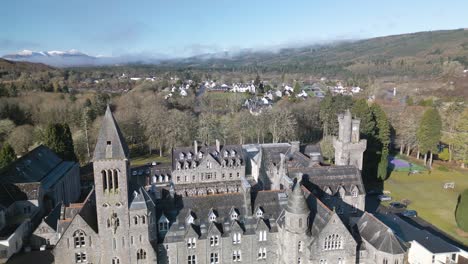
[93,105,129,161]
[0,145,77,207]
[1,145,62,183]
[172,144,244,170]
[129,187,155,211]
[0,182,40,207]
[157,190,286,243]
[44,202,62,231]
[56,190,98,235]
[304,188,334,238]
[290,165,365,195]
[286,182,310,214]
[356,212,407,254]
[376,212,459,254]
[260,143,291,165]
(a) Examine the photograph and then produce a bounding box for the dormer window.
[224,150,229,158]
[209,211,217,222]
[187,152,192,159]
[231,212,238,221]
[256,208,264,218]
[158,215,170,232]
[186,212,195,225]
[230,150,236,157]
[198,152,203,159]
[352,189,358,198]
[179,153,185,160]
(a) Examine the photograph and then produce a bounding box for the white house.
[274,90,283,98]
[232,83,255,93]
[296,90,308,98]
[351,86,362,94]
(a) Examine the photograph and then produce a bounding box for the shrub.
[438,148,450,162]
[455,189,468,232]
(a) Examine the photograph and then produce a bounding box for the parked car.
[389,202,407,209]
[402,210,417,217]
[378,195,392,201]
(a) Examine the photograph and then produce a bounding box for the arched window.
[383,259,388,264]
[137,248,146,260]
[298,241,303,252]
[102,170,107,191]
[108,169,113,190]
[113,169,119,189]
[323,234,343,250]
[73,230,86,248]
[141,215,146,224]
[134,216,139,225]
[299,218,303,228]
[112,257,120,264]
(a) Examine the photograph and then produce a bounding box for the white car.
[378,195,392,201]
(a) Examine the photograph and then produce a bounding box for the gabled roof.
[93,105,129,161]
[0,145,75,185]
[292,165,365,195]
[129,187,154,211]
[376,212,459,254]
[356,212,407,255]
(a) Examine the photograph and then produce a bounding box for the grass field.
[131,153,171,167]
[383,158,468,246]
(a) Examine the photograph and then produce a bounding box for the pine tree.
[43,123,77,161]
[0,143,16,169]
[417,108,442,168]
[293,82,301,94]
[371,104,391,180]
[351,99,375,138]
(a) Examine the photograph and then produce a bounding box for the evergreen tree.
[293,82,302,94]
[417,108,442,167]
[453,108,468,168]
[371,104,391,180]
[43,123,77,161]
[456,189,468,232]
[351,99,375,138]
[253,74,261,87]
[0,143,16,170]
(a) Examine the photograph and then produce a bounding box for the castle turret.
[279,173,310,264]
[333,110,367,170]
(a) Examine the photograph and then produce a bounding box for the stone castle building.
[333,109,366,170]
[42,107,408,264]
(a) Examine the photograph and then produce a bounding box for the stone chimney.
[290,141,300,153]
[309,152,321,166]
[215,139,221,152]
[194,140,198,154]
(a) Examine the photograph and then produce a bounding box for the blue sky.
[1,0,467,57]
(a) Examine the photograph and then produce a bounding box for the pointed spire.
[93,105,129,161]
[286,174,310,214]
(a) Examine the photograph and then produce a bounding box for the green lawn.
[383,160,468,246]
[131,154,171,167]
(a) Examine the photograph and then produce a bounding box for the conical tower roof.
[93,105,129,161]
[286,179,310,214]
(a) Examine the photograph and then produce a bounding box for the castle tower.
[93,105,132,264]
[333,110,367,170]
[279,174,310,264]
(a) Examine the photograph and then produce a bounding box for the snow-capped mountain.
[2,49,168,67]
[2,49,98,66]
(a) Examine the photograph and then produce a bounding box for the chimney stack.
[215,139,220,152]
[290,141,300,153]
[194,140,198,154]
